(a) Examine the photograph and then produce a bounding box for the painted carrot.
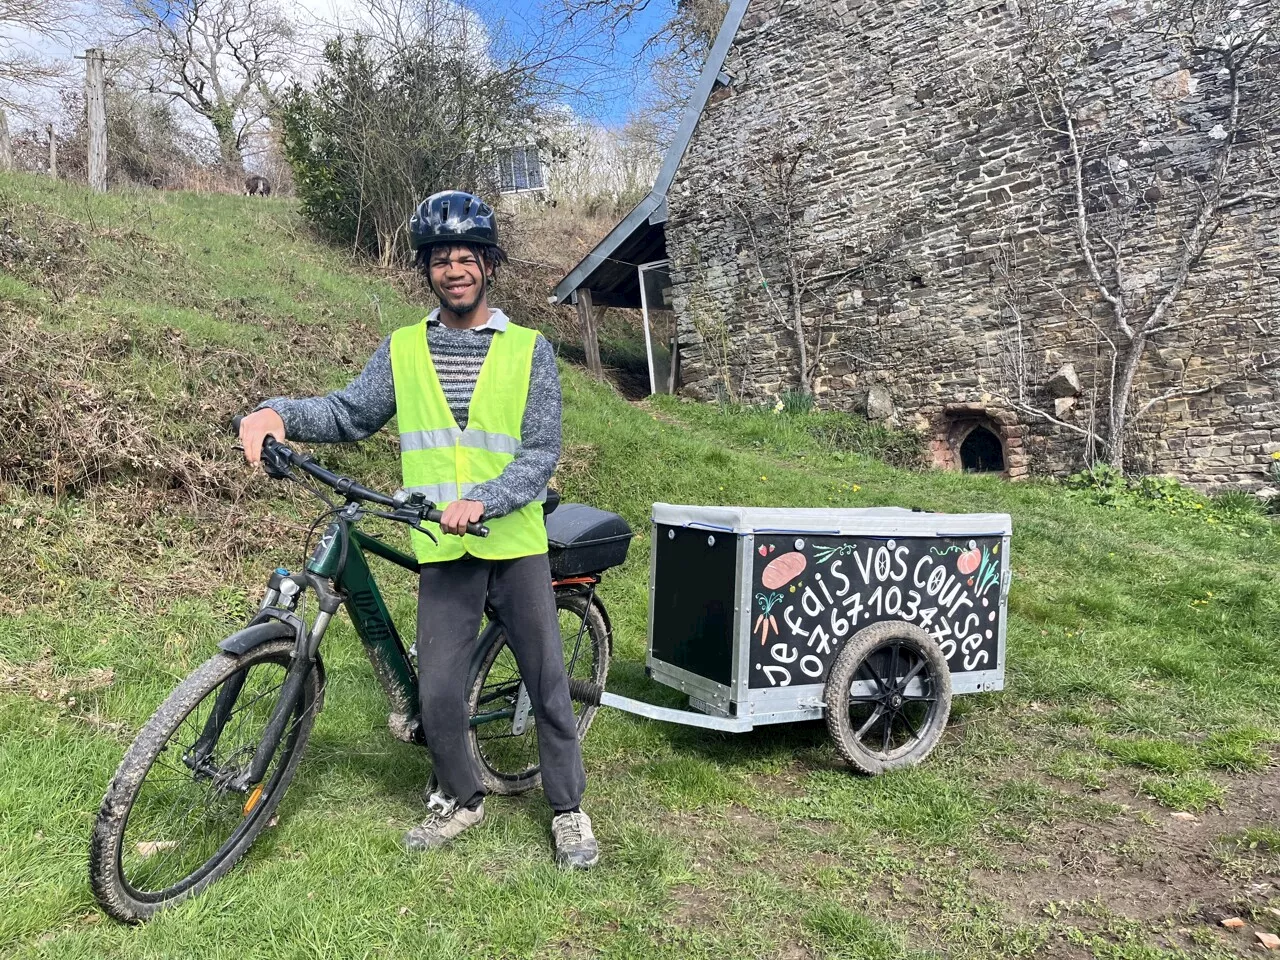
[769,614,779,639]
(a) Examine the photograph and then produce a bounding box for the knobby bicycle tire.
[89,637,321,922]
[824,620,952,775]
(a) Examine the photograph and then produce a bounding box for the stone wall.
[666,0,1280,491]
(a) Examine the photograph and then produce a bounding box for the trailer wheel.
[824,621,952,775]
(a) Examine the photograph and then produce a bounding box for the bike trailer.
[646,504,1012,725]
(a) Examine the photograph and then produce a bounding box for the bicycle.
[89,425,625,923]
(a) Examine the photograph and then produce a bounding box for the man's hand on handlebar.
[439,499,485,537]
[239,409,286,466]
[230,414,490,539]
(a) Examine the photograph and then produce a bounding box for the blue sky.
[0,0,677,128]
[485,0,675,126]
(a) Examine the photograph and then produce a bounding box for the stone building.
[554,0,1280,491]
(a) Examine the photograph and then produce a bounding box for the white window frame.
[494,144,547,195]
[638,258,672,396]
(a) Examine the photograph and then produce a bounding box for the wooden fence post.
[575,287,604,379]
[85,48,107,192]
[47,124,57,178]
[0,107,12,172]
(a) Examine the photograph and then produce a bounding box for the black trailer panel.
[648,505,1011,723]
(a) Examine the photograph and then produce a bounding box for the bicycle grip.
[424,508,489,538]
[231,415,285,457]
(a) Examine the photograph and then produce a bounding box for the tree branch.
[991,392,1094,437]
[1059,84,1132,338]
[1134,354,1280,421]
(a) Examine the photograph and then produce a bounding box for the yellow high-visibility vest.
[388,319,549,564]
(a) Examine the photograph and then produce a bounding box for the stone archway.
[929,403,1029,480]
[960,424,1005,471]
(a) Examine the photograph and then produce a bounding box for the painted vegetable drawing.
[761,551,807,589]
[936,541,1002,595]
[754,592,784,644]
[973,546,1001,596]
[814,542,856,564]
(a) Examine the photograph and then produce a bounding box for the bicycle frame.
[199,506,601,791]
[193,514,427,790]
[334,528,423,740]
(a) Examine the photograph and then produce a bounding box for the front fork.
[186,569,340,791]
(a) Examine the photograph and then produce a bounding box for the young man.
[237,190,598,869]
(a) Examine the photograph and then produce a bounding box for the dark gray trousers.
[416,552,586,812]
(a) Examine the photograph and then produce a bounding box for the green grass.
[2,172,1279,958]
[1138,773,1227,812]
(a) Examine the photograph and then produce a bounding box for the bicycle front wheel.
[89,635,321,922]
[466,591,609,795]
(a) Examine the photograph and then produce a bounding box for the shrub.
[280,34,540,265]
[1066,465,1275,534]
[57,88,207,189]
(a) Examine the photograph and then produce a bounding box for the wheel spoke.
[860,662,889,696]
[899,709,922,741]
[854,704,884,740]
[477,685,520,705]
[898,658,925,689]
[563,609,588,675]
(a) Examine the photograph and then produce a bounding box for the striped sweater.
[259,308,560,519]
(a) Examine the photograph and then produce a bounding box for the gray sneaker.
[551,811,599,870]
[404,793,485,851]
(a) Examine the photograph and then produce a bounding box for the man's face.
[428,245,490,315]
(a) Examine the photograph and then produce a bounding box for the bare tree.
[554,0,727,146]
[0,0,76,165]
[716,112,906,399]
[106,0,294,174]
[1015,0,1280,472]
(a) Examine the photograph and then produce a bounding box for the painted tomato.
[957,546,982,575]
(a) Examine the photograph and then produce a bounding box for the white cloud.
[285,0,491,72]
[0,1,104,116]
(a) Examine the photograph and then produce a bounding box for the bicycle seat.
[543,488,561,516]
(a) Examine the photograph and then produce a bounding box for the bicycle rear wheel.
[466,591,609,795]
[89,635,321,922]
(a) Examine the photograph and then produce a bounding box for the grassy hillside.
[2,173,1278,960]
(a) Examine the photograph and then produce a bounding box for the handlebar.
[232,416,489,539]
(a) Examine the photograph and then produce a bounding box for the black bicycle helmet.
[407,190,499,251]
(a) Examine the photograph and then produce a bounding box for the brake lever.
[411,523,439,544]
[366,506,441,545]
[262,450,291,480]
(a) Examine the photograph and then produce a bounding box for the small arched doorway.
[959,425,1005,472]
[930,405,1023,479]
